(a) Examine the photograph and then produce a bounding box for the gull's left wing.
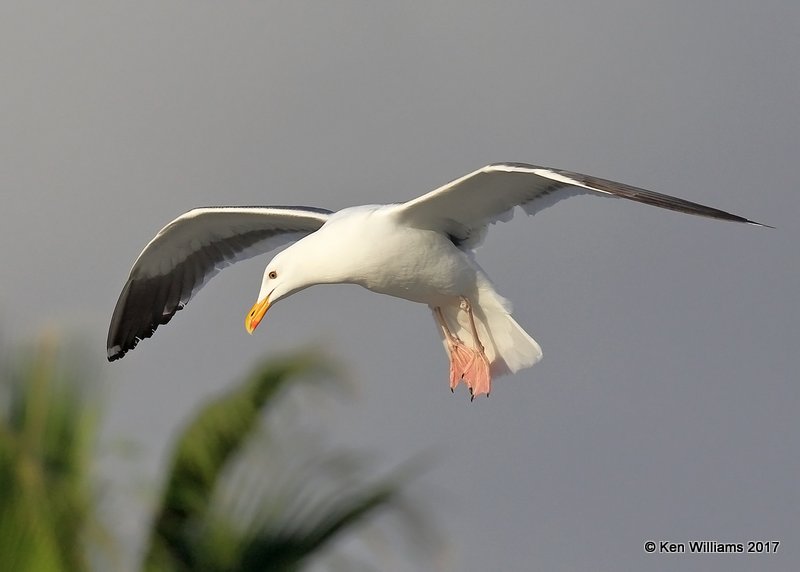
[394,162,768,248]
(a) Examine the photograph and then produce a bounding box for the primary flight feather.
[108,163,766,399]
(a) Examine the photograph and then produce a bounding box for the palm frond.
[0,335,104,572]
[235,477,399,571]
[143,352,333,571]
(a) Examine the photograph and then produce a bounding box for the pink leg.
[433,302,492,400]
[434,307,470,392]
[460,298,492,399]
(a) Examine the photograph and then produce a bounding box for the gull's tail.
[434,275,542,378]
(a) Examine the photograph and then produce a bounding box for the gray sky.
[2,1,798,570]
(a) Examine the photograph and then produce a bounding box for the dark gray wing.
[394,162,768,247]
[107,206,332,361]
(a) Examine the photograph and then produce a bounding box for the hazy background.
[2,1,798,570]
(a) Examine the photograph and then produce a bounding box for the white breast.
[318,206,478,305]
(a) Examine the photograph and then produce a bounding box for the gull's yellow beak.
[245,297,271,334]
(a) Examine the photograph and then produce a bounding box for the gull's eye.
[268,271,278,279]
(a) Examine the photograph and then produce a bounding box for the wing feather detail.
[107,206,331,361]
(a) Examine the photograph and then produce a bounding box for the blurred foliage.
[0,336,426,572]
[0,334,103,572]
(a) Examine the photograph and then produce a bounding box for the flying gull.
[107,162,767,399]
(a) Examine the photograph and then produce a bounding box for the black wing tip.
[107,334,139,361]
[746,220,775,229]
[714,214,773,228]
[106,327,146,362]
[107,346,127,362]
[716,213,773,228]
[543,166,772,229]
[106,304,183,362]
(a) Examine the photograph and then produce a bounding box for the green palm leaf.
[143,351,421,572]
[0,336,429,572]
[0,336,104,572]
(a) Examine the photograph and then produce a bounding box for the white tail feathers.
[433,281,542,378]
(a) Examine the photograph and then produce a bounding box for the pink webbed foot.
[464,350,491,399]
[448,342,475,392]
[447,339,492,400]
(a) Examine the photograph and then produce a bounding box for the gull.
[107,162,767,399]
